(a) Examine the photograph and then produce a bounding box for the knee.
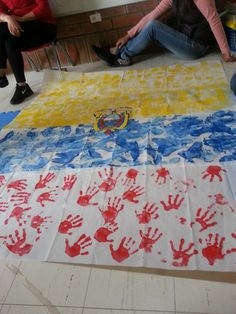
[230,73,236,95]
[144,20,161,30]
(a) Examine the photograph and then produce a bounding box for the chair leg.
[24,52,40,72]
[56,40,76,67]
[51,41,62,71]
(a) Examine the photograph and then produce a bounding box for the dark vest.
[172,0,214,46]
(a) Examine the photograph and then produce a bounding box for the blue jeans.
[230,73,236,95]
[119,20,209,60]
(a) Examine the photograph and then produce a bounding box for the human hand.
[6,15,23,37]
[222,53,236,62]
[116,34,130,48]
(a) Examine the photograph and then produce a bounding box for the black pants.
[0,21,57,83]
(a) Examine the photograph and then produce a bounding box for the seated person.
[93,0,236,67]
[230,72,236,95]
[0,0,57,104]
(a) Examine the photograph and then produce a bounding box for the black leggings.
[0,21,57,83]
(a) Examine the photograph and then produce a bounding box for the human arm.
[195,0,236,62]
[12,0,53,22]
[0,12,23,37]
[115,0,173,48]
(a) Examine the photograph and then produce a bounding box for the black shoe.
[0,74,9,88]
[111,56,132,67]
[10,84,34,105]
[92,45,117,65]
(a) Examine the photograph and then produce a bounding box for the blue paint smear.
[0,111,20,130]
[1,110,236,173]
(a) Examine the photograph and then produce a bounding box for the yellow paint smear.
[6,61,230,129]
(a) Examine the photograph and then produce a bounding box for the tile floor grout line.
[81,267,93,314]
[0,261,22,312]
[173,277,177,313]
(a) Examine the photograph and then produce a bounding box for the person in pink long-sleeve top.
[0,0,57,104]
[92,0,236,67]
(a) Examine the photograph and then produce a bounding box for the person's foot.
[10,84,34,105]
[0,74,9,88]
[92,45,131,67]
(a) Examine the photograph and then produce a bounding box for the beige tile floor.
[0,52,236,314]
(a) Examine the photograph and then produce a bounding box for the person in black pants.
[0,0,57,105]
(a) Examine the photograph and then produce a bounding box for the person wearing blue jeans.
[231,72,236,95]
[92,0,236,67]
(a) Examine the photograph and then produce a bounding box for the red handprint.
[62,175,77,191]
[65,234,92,257]
[77,186,99,207]
[98,167,121,192]
[160,194,184,211]
[174,179,196,193]
[7,179,27,192]
[0,200,8,212]
[4,206,31,226]
[201,233,226,265]
[202,166,226,182]
[122,169,139,186]
[139,227,163,253]
[122,185,144,203]
[94,222,118,243]
[10,192,31,206]
[98,197,124,223]
[193,208,217,232]
[0,175,6,187]
[110,236,139,263]
[31,213,52,241]
[226,233,236,254]
[58,214,83,235]
[170,238,198,267]
[155,167,172,184]
[135,202,159,224]
[2,229,33,256]
[36,190,57,207]
[35,173,56,189]
[208,193,229,211]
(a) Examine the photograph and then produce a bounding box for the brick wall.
[24,0,236,70]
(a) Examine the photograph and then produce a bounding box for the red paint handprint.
[65,234,92,257]
[135,202,159,224]
[2,229,33,256]
[31,213,52,241]
[170,238,198,267]
[201,233,226,265]
[77,186,99,207]
[35,173,56,189]
[193,208,217,232]
[208,193,228,208]
[202,166,226,182]
[58,214,83,235]
[122,169,139,186]
[94,222,118,243]
[139,227,163,253]
[174,179,196,193]
[4,206,31,226]
[0,175,6,187]
[99,197,124,223]
[226,233,236,254]
[110,236,138,263]
[62,175,77,191]
[7,179,27,192]
[98,167,121,192]
[155,167,172,184]
[160,194,184,211]
[122,185,144,203]
[10,192,31,206]
[36,190,57,207]
[0,200,8,212]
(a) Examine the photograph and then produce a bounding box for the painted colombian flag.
[0,61,236,270]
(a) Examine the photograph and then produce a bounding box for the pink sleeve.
[128,0,173,38]
[31,0,52,18]
[194,0,230,55]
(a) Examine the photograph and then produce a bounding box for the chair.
[23,39,76,71]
